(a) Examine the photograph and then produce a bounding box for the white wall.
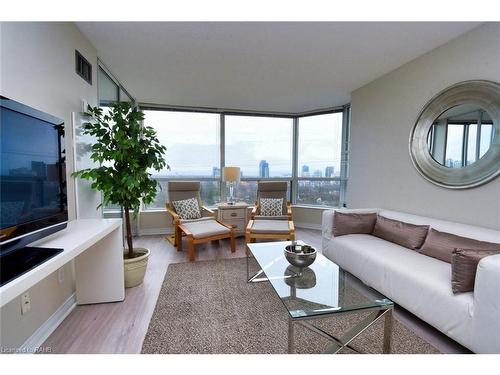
[348,23,500,229]
[0,22,98,349]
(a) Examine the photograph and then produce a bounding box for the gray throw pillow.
[451,248,500,293]
[372,215,429,250]
[172,197,201,220]
[420,228,500,263]
[260,198,283,216]
[333,211,377,236]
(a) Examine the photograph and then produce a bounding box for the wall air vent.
[75,50,92,85]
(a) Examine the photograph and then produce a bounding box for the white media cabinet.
[0,219,125,308]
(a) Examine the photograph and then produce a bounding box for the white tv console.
[0,219,125,308]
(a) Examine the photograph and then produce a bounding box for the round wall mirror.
[410,80,500,189]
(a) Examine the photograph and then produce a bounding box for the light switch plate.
[58,267,64,284]
[21,292,31,315]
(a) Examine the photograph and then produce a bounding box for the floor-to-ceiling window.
[142,110,221,209]
[296,112,344,206]
[224,115,293,203]
[141,106,349,210]
[97,64,135,212]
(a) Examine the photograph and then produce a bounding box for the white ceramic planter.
[123,247,150,288]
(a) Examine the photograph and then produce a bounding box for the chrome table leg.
[383,308,393,354]
[288,317,295,354]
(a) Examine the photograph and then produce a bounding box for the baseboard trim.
[18,293,76,354]
[294,222,322,230]
[139,224,319,235]
[138,228,173,236]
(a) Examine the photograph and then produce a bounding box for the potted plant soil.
[73,102,167,288]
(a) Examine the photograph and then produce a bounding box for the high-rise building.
[259,160,269,178]
[212,166,221,178]
[313,169,322,177]
[301,164,310,177]
[325,166,334,177]
[32,161,47,178]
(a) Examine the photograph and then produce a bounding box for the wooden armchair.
[246,181,295,243]
[165,181,215,247]
[166,181,236,261]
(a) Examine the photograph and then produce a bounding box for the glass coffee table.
[246,240,394,354]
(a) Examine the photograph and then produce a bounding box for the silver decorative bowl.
[284,243,317,268]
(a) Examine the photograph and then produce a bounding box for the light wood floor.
[42,229,469,354]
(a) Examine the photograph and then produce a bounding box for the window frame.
[139,104,350,211]
[97,61,135,107]
[97,61,136,213]
[294,109,349,207]
[429,120,495,168]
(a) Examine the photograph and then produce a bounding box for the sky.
[144,110,343,178]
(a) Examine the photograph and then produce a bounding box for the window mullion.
[340,105,350,207]
[292,117,299,204]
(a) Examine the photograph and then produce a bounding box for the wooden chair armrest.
[287,203,293,219]
[251,205,258,219]
[246,219,254,232]
[288,220,295,232]
[217,220,234,230]
[202,206,215,217]
[166,204,180,224]
[177,223,192,237]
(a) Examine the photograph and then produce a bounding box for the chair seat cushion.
[250,219,290,234]
[253,215,289,220]
[181,219,230,239]
[180,217,214,224]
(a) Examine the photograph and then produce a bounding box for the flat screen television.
[0,96,68,256]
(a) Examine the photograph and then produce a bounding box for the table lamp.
[223,166,240,205]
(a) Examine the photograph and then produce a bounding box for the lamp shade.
[223,166,240,182]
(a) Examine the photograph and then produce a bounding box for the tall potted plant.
[73,102,167,288]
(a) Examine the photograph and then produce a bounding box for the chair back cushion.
[172,197,202,220]
[257,181,287,214]
[260,198,283,216]
[168,181,202,206]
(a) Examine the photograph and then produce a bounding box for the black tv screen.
[0,97,68,251]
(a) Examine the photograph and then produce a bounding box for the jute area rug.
[141,258,439,354]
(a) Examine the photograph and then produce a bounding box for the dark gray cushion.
[333,211,377,236]
[372,215,429,250]
[420,228,500,263]
[168,181,201,202]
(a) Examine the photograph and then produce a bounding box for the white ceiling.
[77,22,482,113]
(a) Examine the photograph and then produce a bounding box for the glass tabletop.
[247,241,393,319]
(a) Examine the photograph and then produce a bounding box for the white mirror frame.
[409,80,500,189]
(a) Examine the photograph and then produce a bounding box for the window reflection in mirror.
[427,105,494,168]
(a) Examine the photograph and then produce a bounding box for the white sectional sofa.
[321,208,500,354]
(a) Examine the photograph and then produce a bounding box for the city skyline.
[156,160,338,179]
